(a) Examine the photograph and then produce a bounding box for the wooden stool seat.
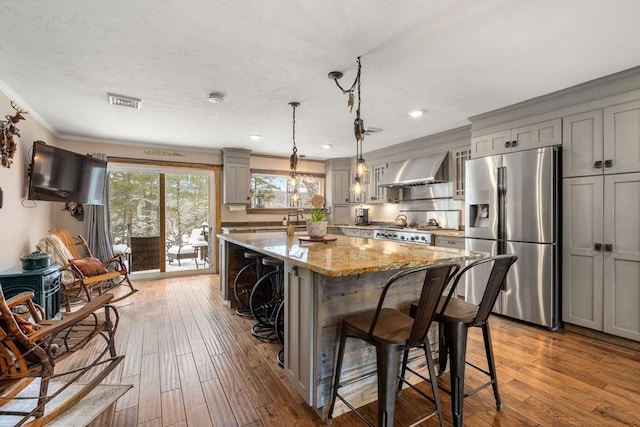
[244,251,263,260]
[262,257,283,268]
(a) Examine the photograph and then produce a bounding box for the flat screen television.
[28,141,107,205]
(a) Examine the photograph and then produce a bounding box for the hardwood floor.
[69,275,639,426]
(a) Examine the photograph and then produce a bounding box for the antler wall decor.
[1,101,28,168]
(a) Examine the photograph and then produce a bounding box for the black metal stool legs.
[444,321,468,427]
[327,323,348,423]
[482,321,502,409]
[375,344,401,427]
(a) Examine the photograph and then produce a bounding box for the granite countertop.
[217,232,483,277]
[222,224,465,238]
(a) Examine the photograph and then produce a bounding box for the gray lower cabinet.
[563,172,640,341]
[283,262,316,404]
[433,235,465,250]
[343,228,373,238]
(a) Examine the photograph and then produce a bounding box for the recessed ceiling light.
[321,144,332,149]
[250,135,261,140]
[408,110,426,118]
[208,92,225,103]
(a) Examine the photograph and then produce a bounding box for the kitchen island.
[217,232,484,419]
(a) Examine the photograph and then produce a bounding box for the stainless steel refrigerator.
[465,146,560,330]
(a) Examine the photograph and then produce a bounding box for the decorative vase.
[307,220,328,239]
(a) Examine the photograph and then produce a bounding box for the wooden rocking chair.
[46,229,138,310]
[0,288,123,426]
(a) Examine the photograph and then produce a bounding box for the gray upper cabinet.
[328,159,352,206]
[450,147,471,200]
[331,170,351,205]
[367,163,387,204]
[562,110,604,177]
[222,148,251,204]
[470,130,511,158]
[471,118,561,158]
[563,100,640,177]
[604,100,640,175]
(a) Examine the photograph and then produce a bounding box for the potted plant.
[306,207,328,238]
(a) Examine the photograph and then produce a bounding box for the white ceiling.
[1,1,639,160]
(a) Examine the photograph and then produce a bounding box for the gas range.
[372,228,433,245]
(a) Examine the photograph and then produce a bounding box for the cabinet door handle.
[604,244,613,252]
[594,243,602,251]
[594,160,603,169]
[604,159,613,168]
[504,141,511,148]
[511,140,518,147]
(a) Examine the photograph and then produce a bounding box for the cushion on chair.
[167,244,197,256]
[69,257,109,277]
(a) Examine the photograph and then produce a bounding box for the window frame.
[247,168,325,214]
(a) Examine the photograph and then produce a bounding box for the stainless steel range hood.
[378,152,448,187]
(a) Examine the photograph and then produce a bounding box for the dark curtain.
[87,153,115,260]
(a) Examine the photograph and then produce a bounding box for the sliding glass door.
[108,163,214,275]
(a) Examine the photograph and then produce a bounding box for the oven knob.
[400,236,405,240]
[420,236,425,240]
[410,236,416,241]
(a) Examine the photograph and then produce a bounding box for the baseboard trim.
[564,323,640,351]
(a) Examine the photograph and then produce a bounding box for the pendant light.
[288,102,301,204]
[328,57,369,195]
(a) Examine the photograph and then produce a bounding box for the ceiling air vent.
[108,93,142,109]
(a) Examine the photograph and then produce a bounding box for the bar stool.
[249,257,284,341]
[327,262,460,427]
[233,251,268,318]
[404,254,517,427]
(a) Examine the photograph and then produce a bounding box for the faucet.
[287,209,304,225]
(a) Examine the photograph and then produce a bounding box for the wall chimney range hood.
[378,152,447,187]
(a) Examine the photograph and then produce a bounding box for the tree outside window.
[250,172,324,209]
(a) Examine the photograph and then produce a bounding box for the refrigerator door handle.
[498,166,506,242]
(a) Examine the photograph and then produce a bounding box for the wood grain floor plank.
[210,353,263,426]
[115,374,140,411]
[112,406,138,427]
[138,417,163,426]
[176,353,206,409]
[185,404,214,427]
[138,353,162,423]
[201,378,240,427]
[189,338,218,382]
[160,388,186,426]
